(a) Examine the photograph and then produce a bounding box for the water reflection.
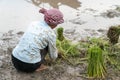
[25,0,81,9]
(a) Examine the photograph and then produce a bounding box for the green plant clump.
[87,46,107,79]
[56,27,80,58]
[89,37,109,50]
[57,27,65,41]
[107,25,120,45]
[56,39,79,57]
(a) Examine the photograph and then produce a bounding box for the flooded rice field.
[0,0,120,80]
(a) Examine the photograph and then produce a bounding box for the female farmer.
[11,8,64,73]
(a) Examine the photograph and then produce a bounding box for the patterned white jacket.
[12,20,58,63]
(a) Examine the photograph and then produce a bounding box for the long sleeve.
[47,31,58,60]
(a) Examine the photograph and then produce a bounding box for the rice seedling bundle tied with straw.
[87,46,107,79]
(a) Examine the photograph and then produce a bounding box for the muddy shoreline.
[0,29,120,80]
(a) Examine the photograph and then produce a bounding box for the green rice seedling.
[56,27,67,58]
[87,46,107,79]
[56,27,80,65]
[56,27,80,57]
[56,39,66,58]
[65,43,80,57]
[56,39,80,58]
[89,37,109,50]
[56,39,80,65]
[57,27,65,41]
[106,43,120,71]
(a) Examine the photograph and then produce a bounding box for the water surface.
[0,0,120,33]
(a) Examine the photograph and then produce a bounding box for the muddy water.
[0,0,120,33]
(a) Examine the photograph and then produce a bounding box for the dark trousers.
[12,46,48,73]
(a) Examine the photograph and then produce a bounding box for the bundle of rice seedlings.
[107,25,120,45]
[57,27,65,41]
[56,27,80,58]
[87,46,107,79]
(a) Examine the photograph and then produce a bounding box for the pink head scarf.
[39,8,64,26]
